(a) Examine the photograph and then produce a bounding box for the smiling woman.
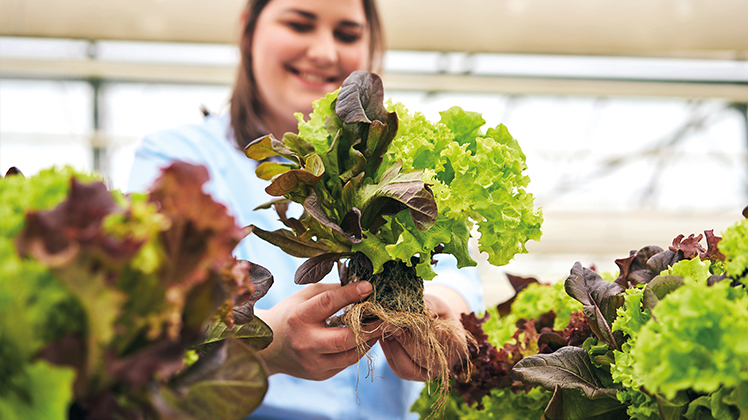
[125,0,486,419]
[230,0,384,149]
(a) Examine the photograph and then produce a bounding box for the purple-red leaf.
[159,338,268,420]
[148,162,245,289]
[453,312,517,409]
[669,233,706,259]
[4,166,23,177]
[248,224,329,258]
[303,190,361,243]
[294,253,342,284]
[232,261,275,325]
[702,229,725,261]
[273,202,306,235]
[339,208,363,243]
[16,177,141,267]
[336,71,389,125]
[244,134,298,162]
[512,346,619,400]
[265,169,320,196]
[614,246,663,288]
[359,165,437,232]
[564,262,624,350]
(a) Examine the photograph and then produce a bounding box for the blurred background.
[1,0,746,306]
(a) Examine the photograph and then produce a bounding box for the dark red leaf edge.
[294,253,343,284]
[303,190,362,244]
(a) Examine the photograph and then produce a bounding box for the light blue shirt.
[127,113,484,420]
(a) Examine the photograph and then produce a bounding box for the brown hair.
[229,0,385,148]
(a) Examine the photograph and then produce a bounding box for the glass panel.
[0,79,93,176]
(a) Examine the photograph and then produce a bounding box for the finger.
[423,293,451,319]
[294,282,341,300]
[320,336,379,372]
[380,336,430,381]
[315,324,381,355]
[299,281,373,322]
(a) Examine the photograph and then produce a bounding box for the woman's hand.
[256,281,381,381]
[379,284,470,381]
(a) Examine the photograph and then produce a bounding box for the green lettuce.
[469,228,748,420]
[384,103,542,268]
[485,281,580,346]
[412,384,550,420]
[1,164,274,420]
[247,72,542,284]
[629,270,748,400]
[0,361,75,420]
[719,218,748,286]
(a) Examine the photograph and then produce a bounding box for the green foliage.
[412,385,550,420]
[629,271,748,400]
[0,361,75,420]
[0,166,97,238]
[485,281,580,346]
[610,288,659,419]
[0,167,92,414]
[436,224,748,420]
[384,103,543,267]
[719,218,748,286]
[0,164,273,419]
[248,72,542,284]
[295,90,339,154]
[608,253,748,420]
[612,287,651,339]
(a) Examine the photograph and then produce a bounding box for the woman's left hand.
[378,285,470,381]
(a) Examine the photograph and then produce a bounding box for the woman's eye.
[287,22,313,32]
[335,31,361,44]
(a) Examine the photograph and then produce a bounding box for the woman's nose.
[306,31,337,67]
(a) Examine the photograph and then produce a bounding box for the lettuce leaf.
[0,361,75,420]
[628,275,748,400]
[1,163,272,420]
[385,103,543,267]
[719,218,748,286]
[250,72,542,284]
[485,281,580,346]
[412,384,550,420]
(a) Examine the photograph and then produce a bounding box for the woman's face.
[251,0,370,129]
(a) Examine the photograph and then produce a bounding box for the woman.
[127,0,484,418]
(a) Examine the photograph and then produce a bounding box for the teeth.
[298,71,330,84]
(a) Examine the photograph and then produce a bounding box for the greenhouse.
[1,0,746,419]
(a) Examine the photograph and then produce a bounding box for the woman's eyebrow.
[287,9,317,20]
[338,20,364,29]
[285,9,364,29]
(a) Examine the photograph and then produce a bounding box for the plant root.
[340,254,473,416]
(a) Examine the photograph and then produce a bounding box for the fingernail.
[356,281,372,296]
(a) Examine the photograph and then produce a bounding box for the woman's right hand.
[255,281,380,381]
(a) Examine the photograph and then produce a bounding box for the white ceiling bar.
[3,56,746,101]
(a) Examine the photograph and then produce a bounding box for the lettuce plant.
[0,163,274,420]
[414,212,748,420]
[513,225,748,420]
[244,71,542,410]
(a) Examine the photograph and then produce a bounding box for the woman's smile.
[250,0,370,137]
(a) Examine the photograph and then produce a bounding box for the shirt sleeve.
[427,253,485,314]
[126,124,212,194]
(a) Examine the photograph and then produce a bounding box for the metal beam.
[3,57,747,101]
